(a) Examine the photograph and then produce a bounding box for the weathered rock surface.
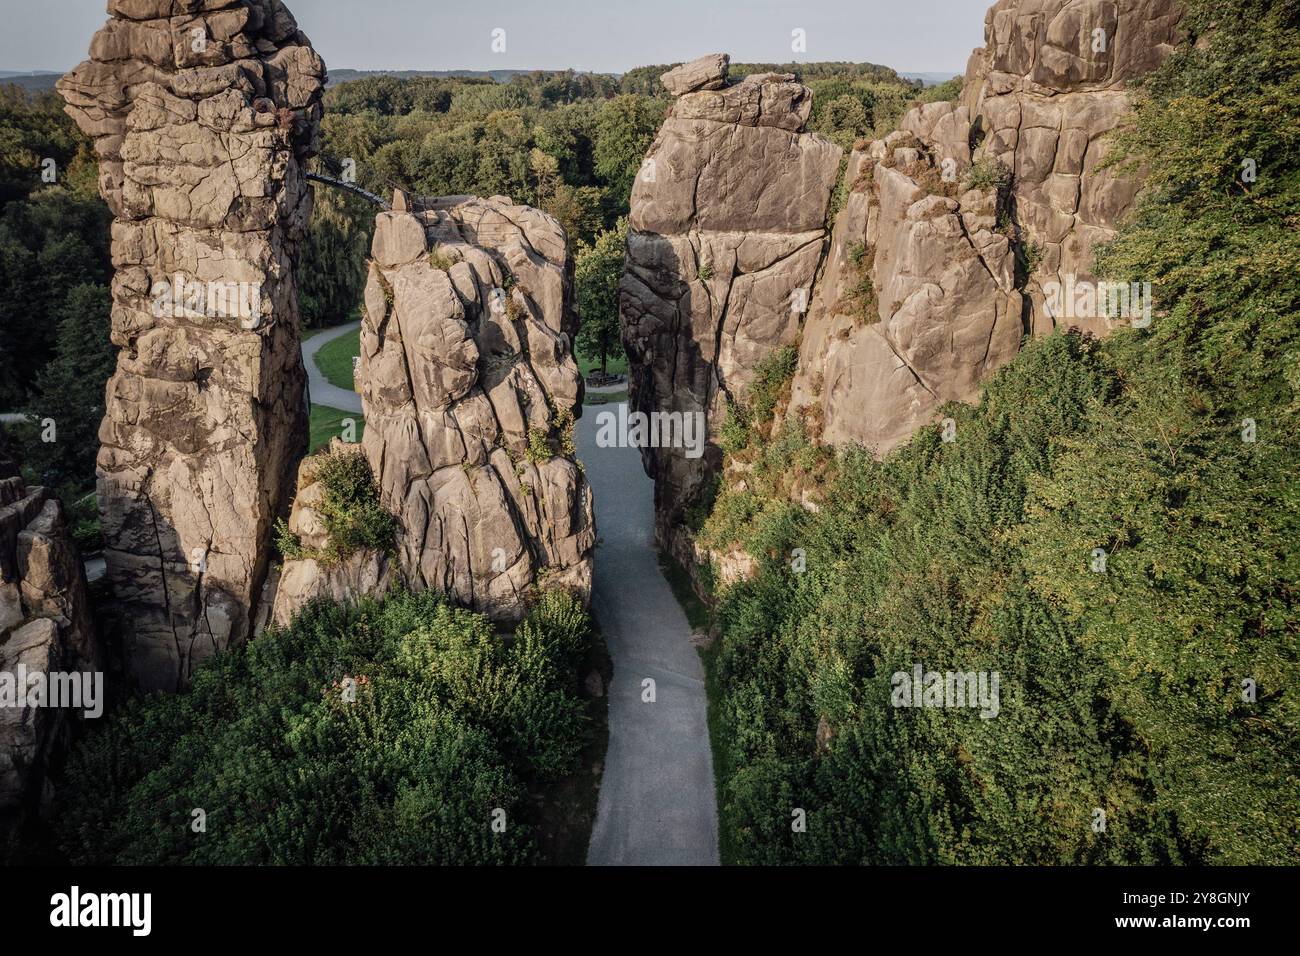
[621,63,841,551]
[58,0,324,690]
[961,0,1183,335]
[788,128,1023,454]
[788,0,1183,456]
[660,54,730,96]
[358,193,594,622]
[0,479,97,672]
[1,477,98,847]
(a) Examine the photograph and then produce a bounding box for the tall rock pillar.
[620,55,842,556]
[356,194,595,622]
[57,0,324,690]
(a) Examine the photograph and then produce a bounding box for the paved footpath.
[578,404,720,866]
[302,321,362,413]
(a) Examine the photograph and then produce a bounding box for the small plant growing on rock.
[428,245,457,271]
[504,292,526,323]
[963,155,1012,194]
[851,162,875,194]
[718,345,801,456]
[844,241,879,323]
[371,264,395,308]
[553,407,577,457]
[1017,238,1044,280]
[903,154,959,199]
[526,427,553,464]
[698,260,715,281]
[718,399,751,455]
[275,446,397,566]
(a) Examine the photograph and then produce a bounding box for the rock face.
[358,194,594,622]
[961,0,1183,335]
[659,53,730,96]
[621,64,842,551]
[787,125,1024,454]
[58,0,324,691]
[787,0,1184,456]
[1,477,98,848]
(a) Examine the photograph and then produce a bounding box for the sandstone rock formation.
[787,125,1024,454]
[58,0,324,690]
[787,0,1184,455]
[961,0,1183,335]
[1,477,98,849]
[356,193,594,622]
[620,64,842,552]
[620,0,1182,566]
[659,53,730,96]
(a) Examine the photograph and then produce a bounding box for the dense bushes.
[55,588,595,865]
[700,0,1300,865]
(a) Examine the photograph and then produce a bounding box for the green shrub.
[54,588,594,865]
[275,446,396,565]
[714,348,796,456]
[526,427,553,463]
[718,399,751,455]
[749,346,800,426]
[962,155,1011,194]
[844,240,878,322]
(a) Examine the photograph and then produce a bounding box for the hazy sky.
[0,0,986,75]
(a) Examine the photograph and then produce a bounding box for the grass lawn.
[583,389,628,406]
[577,351,628,379]
[315,326,361,392]
[309,404,365,453]
[312,332,621,400]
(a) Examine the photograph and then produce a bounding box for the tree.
[0,185,111,407]
[56,588,595,865]
[574,219,628,376]
[299,182,372,328]
[593,95,666,215]
[16,282,115,492]
[530,148,602,247]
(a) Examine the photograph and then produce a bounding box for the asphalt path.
[302,321,362,413]
[579,403,720,866]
